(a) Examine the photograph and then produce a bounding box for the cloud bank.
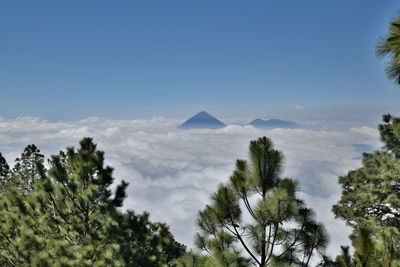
[0,116,381,257]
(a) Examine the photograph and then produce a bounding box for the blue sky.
[1,1,400,120]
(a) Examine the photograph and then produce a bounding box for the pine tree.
[196,137,329,267]
[116,210,186,266]
[333,115,400,267]
[351,221,378,267]
[0,152,10,196]
[333,115,400,229]
[174,251,213,267]
[335,246,354,267]
[0,138,186,266]
[379,114,400,158]
[10,144,44,194]
[379,226,400,267]
[0,138,125,265]
[377,13,400,84]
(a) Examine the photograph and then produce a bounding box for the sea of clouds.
[0,116,382,257]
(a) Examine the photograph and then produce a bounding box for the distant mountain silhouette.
[179,111,226,129]
[248,119,300,129]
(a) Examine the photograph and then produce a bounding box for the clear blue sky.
[1,1,400,120]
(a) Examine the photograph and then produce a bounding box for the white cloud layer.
[0,116,381,258]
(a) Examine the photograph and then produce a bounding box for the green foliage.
[334,220,400,267]
[196,136,328,267]
[0,152,10,195]
[175,250,250,267]
[10,144,44,194]
[116,210,186,266]
[379,226,400,266]
[332,151,400,228]
[333,115,400,229]
[377,13,400,84]
[0,138,125,265]
[351,221,378,267]
[0,138,185,266]
[379,114,400,158]
[335,246,353,267]
[333,115,400,267]
[174,251,214,267]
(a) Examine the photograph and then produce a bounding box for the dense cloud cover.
[0,116,381,257]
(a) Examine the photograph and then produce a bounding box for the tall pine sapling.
[196,137,329,267]
[10,144,44,194]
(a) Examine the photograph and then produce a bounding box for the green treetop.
[333,115,400,266]
[0,138,185,266]
[333,115,400,229]
[10,144,44,194]
[195,137,329,267]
